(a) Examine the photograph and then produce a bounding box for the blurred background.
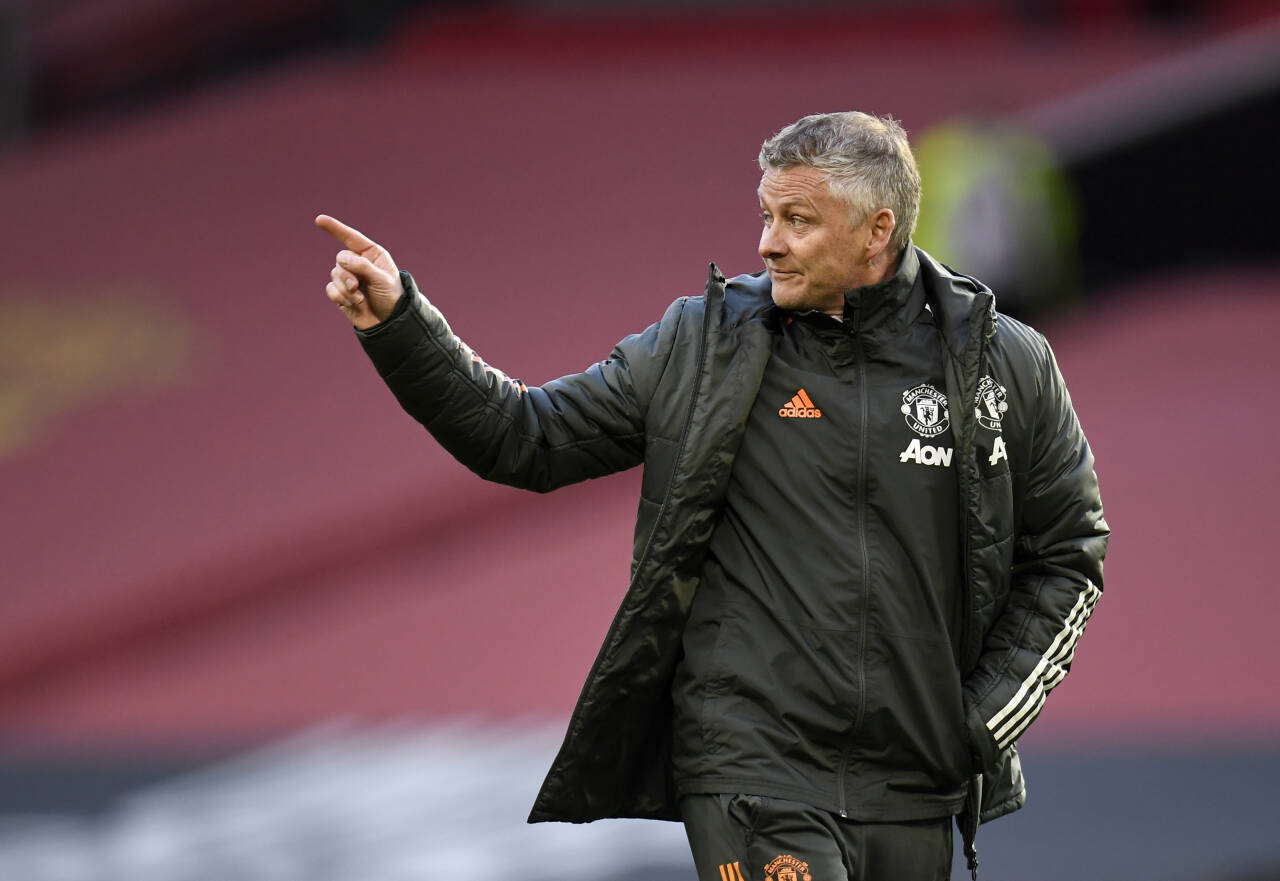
[1,0,1278,878]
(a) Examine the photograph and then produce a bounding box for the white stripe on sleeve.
[985,579,1101,749]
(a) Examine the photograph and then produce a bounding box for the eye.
[760,211,772,226]
[788,214,808,228]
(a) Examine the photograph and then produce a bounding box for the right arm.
[358,272,686,491]
[316,214,682,492]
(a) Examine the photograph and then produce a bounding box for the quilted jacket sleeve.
[963,335,1110,772]
[355,272,684,492]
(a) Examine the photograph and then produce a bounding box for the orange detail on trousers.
[718,862,747,881]
[764,854,813,881]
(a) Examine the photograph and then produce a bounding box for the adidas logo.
[778,388,822,419]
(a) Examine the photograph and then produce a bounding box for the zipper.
[956,299,991,877]
[836,749,851,818]
[956,301,991,673]
[836,308,870,819]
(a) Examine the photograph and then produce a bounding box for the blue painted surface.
[0,731,1275,881]
[952,746,1280,881]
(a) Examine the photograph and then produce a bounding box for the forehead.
[758,165,834,206]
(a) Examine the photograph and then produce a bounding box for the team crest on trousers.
[764,854,812,881]
[975,375,1008,431]
[901,384,950,438]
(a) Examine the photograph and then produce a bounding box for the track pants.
[681,794,952,881]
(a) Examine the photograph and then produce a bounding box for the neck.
[867,247,902,286]
[822,248,903,317]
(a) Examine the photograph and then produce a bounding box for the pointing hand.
[315,214,403,330]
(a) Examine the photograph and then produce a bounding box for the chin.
[766,279,795,304]
[771,288,818,312]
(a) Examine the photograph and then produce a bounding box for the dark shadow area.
[1070,84,1280,291]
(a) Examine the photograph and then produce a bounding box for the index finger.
[314,214,376,251]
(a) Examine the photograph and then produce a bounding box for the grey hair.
[758,111,921,256]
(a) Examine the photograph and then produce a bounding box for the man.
[316,111,1108,881]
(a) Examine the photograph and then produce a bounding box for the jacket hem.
[675,775,966,822]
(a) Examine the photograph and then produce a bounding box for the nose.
[759,222,787,262]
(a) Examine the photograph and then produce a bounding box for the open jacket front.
[355,246,1109,842]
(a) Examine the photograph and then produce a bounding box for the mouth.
[770,268,799,280]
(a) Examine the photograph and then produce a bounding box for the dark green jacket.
[356,247,1109,836]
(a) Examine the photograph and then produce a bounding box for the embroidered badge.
[975,375,1008,431]
[764,854,812,881]
[901,383,950,438]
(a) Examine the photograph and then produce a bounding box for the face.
[758,165,875,315]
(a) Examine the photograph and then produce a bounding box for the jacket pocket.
[700,614,860,756]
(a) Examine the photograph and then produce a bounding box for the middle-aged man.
[316,111,1108,881]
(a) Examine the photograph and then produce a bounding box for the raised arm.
[315,214,685,492]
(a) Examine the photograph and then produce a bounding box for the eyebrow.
[758,193,815,213]
[757,185,815,211]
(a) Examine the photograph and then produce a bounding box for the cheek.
[789,239,815,267]
[826,245,861,279]
[805,245,837,278]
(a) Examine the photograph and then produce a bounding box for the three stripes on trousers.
[719,862,747,881]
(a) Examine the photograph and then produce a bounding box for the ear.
[865,208,896,260]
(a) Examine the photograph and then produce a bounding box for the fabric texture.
[681,793,952,881]
[354,246,1109,854]
[669,249,969,821]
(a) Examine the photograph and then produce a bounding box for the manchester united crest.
[765,854,812,881]
[975,375,1008,431]
[901,384,950,438]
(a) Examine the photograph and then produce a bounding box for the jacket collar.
[915,246,997,359]
[838,243,922,331]
[718,245,997,346]
[722,247,922,332]
[782,244,925,339]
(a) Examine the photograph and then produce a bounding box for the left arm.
[963,338,1110,771]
